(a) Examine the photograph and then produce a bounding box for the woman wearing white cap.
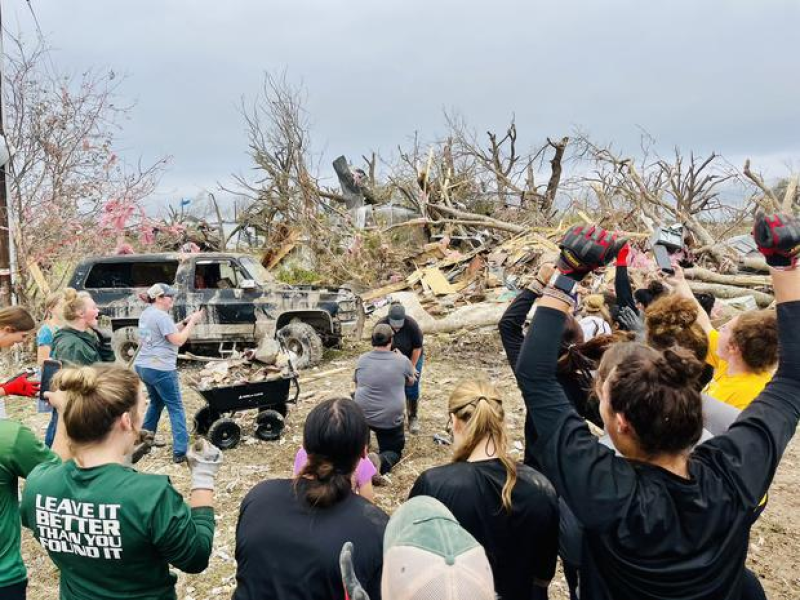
[134,283,203,463]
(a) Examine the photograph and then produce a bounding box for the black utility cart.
[192,373,300,450]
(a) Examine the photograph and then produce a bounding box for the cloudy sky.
[5,0,799,214]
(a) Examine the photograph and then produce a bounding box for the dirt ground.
[13,328,800,599]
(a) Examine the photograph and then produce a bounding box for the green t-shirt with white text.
[20,460,214,600]
[0,420,58,587]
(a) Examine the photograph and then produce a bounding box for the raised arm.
[498,263,554,371]
[668,265,712,333]
[614,243,637,314]
[696,212,800,506]
[516,225,636,529]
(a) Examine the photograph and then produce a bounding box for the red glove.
[1,373,40,398]
[615,243,631,267]
[556,225,628,281]
[753,211,800,269]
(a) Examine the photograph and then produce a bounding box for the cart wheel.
[208,418,241,450]
[255,409,285,441]
[193,406,220,436]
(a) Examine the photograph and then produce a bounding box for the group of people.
[1,210,799,600]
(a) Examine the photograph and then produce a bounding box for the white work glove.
[187,439,223,491]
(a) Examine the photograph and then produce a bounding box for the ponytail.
[295,396,369,508]
[449,380,517,513]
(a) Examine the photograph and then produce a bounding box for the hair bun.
[56,366,99,395]
[657,347,704,386]
[62,288,78,302]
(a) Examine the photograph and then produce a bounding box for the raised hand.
[557,225,628,281]
[753,211,800,269]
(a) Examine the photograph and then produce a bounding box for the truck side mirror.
[240,279,257,291]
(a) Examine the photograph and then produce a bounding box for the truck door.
[186,259,259,343]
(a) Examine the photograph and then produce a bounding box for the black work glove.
[753,211,800,269]
[556,225,627,281]
[617,306,645,337]
[340,542,370,600]
[92,327,113,351]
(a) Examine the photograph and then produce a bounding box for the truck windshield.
[239,256,274,286]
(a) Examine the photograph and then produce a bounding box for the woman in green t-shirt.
[21,364,223,600]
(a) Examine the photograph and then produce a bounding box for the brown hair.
[729,310,778,373]
[296,396,369,508]
[645,295,709,362]
[599,343,704,456]
[54,365,141,445]
[43,292,62,320]
[0,306,36,332]
[449,380,517,513]
[61,288,92,322]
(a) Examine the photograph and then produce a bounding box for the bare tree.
[3,35,168,302]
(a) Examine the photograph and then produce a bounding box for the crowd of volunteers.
[1,211,799,600]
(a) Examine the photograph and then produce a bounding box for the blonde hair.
[54,365,141,445]
[449,379,517,512]
[61,288,92,322]
[0,306,35,332]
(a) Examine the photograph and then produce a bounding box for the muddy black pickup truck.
[66,252,364,368]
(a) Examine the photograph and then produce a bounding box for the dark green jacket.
[51,327,116,366]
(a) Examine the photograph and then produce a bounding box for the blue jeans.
[136,367,188,458]
[45,410,58,447]
[405,354,423,402]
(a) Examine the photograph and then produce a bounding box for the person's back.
[234,479,387,600]
[22,460,213,600]
[410,460,558,600]
[234,396,388,600]
[354,350,413,428]
[20,365,219,600]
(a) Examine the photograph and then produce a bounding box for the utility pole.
[0,1,14,307]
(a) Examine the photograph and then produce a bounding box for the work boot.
[407,399,420,435]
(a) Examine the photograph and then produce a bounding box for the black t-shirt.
[409,459,559,600]
[515,302,800,600]
[377,315,423,360]
[233,479,389,600]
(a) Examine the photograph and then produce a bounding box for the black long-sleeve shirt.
[516,300,800,600]
[614,265,637,314]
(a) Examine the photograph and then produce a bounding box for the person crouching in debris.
[354,323,416,479]
[377,302,424,434]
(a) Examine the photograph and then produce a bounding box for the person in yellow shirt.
[705,311,777,409]
[670,266,778,409]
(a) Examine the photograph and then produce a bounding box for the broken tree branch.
[743,159,781,211]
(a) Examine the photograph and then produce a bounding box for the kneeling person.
[354,324,416,475]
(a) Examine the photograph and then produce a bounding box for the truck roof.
[76,252,257,264]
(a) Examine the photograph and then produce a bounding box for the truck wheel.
[112,326,140,364]
[255,409,285,441]
[208,418,241,450]
[277,321,323,369]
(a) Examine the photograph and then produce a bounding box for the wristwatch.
[548,272,579,295]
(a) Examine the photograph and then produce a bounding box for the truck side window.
[194,262,248,290]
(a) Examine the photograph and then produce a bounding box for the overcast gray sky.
[5,0,799,213]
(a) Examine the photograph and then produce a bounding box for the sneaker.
[409,415,420,435]
[172,454,187,464]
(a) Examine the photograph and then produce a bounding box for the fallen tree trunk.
[686,281,773,307]
[738,256,769,273]
[684,266,771,288]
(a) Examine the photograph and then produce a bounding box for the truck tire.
[112,326,140,364]
[277,321,323,369]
